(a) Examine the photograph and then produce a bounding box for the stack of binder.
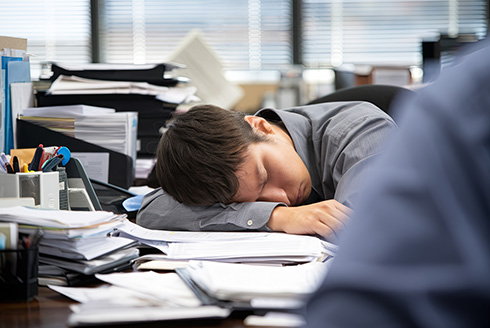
[36,63,198,156]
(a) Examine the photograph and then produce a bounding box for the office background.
[1,0,488,112]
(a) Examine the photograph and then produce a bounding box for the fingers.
[313,200,352,241]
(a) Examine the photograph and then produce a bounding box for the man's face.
[232,139,312,206]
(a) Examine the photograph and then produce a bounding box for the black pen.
[28,144,44,171]
[12,156,20,173]
[5,162,14,174]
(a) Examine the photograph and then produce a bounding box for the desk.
[0,286,253,328]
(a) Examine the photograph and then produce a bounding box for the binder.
[16,119,134,189]
[48,63,181,86]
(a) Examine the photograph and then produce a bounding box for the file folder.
[16,119,134,189]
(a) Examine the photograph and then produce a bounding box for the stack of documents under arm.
[0,206,139,282]
[112,219,337,265]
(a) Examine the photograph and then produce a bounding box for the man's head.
[156,104,312,206]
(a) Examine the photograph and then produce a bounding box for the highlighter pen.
[22,163,29,173]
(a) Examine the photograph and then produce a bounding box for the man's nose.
[258,187,290,205]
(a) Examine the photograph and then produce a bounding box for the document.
[182,260,329,302]
[39,246,139,274]
[0,206,123,229]
[49,279,230,326]
[47,75,198,104]
[113,219,337,263]
[22,104,115,117]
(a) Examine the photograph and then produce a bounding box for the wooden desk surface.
[0,286,252,328]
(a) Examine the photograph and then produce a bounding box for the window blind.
[98,0,293,70]
[302,0,487,68]
[0,0,487,76]
[0,0,92,79]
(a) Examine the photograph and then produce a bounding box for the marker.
[42,154,64,172]
[22,163,29,173]
[28,144,44,171]
[12,156,20,173]
[5,162,14,174]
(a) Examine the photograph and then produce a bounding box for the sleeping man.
[136,102,397,242]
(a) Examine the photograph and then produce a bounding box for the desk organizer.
[0,171,59,210]
[0,247,39,302]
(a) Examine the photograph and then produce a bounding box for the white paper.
[185,260,329,301]
[95,271,202,307]
[0,206,122,228]
[71,152,110,183]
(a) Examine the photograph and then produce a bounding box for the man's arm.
[267,199,351,242]
[136,188,282,231]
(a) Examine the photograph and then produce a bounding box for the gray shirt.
[136,102,397,231]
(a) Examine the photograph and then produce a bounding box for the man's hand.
[267,200,352,242]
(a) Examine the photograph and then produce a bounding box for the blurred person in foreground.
[305,38,490,327]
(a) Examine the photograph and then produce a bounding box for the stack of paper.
[112,219,337,264]
[182,260,329,302]
[49,271,230,326]
[19,105,138,163]
[47,75,199,104]
[0,206,139,280]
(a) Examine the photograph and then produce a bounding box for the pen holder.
[0,171,60,210]
[0,246,39,302]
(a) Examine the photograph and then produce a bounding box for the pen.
[0,152,6,168]
[27,228,44,249]
[5,162,14,173]
[12,156,20,173]
[41,154,64,172]
[28,144,44,171]
[0,158,6,173]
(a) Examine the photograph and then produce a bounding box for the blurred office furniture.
[333,65,412,90]
[307,84,413,119]
[422,33,481,82]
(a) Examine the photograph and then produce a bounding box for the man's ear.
[244,116,275,135]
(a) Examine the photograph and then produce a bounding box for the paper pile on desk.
[113,219,337,265]
[49,271,230,326]
[0,206,139,281]
[50,260,328,326]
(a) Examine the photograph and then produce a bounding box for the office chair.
[307,84,414,120]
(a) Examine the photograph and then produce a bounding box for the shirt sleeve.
[324,102,398,208]
[136,188,283,231]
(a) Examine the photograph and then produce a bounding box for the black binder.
[49,63,181,86]
[16,119,134,189]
